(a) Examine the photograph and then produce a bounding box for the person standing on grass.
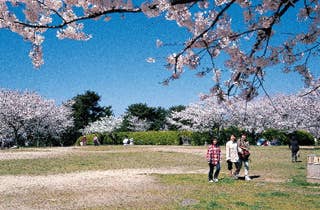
[289,135,300,162]
[93,135,100,146]
[206,137,221,183]
[237,133,251,181]
[226,134,240,178]
[81,135,87,146]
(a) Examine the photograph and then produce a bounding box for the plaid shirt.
[206,144,221,165]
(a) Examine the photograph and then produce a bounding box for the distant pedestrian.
[206,137,221,183]
[289,135,300,162]
[123,136,129,146]
[129,138,134,145]
[226,134,240,178]
[81,135,87,146]
[93,135,100,146]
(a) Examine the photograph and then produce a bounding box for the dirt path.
[0,167,206,210]
[0,146,207,209]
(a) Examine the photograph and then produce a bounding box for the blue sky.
[0,8,314,116]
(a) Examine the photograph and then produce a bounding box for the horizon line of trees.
[81,90,319,143]
[1,88,319,147]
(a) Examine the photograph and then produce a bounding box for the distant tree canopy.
[0,89,73,146]
[168,92,320,139]
[120,103,168,131]
[168,105,186,113]
[1,0,319,100]
[72,90,113,131]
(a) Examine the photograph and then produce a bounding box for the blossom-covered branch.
[0,0,319,99]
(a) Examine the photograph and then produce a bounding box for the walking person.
[289,135,300,162]
[226,134,240,178]
[237,133,251,181]
[206,137,221,183]
[93,135,100,146]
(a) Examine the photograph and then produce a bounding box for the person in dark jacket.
[289,136,300,162]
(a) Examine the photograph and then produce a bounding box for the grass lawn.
[0,145,319,209]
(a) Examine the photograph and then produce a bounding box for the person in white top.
[226,134,240,178]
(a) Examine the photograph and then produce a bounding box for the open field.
[0,145,320,209]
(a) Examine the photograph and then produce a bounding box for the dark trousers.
[208,162,220,180]
[227,160,240,175]
[292,150,299,162]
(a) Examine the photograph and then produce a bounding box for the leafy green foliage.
[75,127,316,147]
[117,131,181,145]
[261,129,288,145]
[190,132,211,146]
[217,126,244,144]
[291,130,315,146]
[120,103,168,131]
[61,90,113,145]
[72,90,112,130]
[75,133,103,145]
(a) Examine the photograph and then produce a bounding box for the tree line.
[1,89,318,147]
[0,89,186,147]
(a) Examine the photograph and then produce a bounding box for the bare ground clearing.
[0,167,206,210]
[0,146,283,209]
[0,146,207,209]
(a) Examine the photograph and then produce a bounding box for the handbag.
[239,149,250,160]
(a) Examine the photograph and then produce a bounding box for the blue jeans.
[238,159,249,176]
[208,162,220,180]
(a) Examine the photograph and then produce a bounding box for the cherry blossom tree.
[0,89,73,146]
[227,97,278,134]
[168,97,229,131]
[0,0,319,99]
[126,116,152,131]
[82,115,123,134]
[229,93,320,139]
[271,93,320,138]
[168,92,320,138]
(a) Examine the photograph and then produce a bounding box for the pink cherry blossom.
[0,0,319,99]
[0,89,73,145]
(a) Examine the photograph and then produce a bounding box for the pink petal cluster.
[0,0,319,98]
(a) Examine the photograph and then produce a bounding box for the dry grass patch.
[0,169,170,210]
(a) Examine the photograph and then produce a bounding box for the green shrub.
[291,130,315,146]
[75,128,315,146]
[217,126,244,145]
[94,131,195,145]
[103,132,122,145]
[262,129,288,145]
[110,131,181,145]
[191,132,211,146]
[75,134,102,146]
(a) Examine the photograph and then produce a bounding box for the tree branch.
[13,8,142,29]
[170,0,202,5]
[299,85,320,97]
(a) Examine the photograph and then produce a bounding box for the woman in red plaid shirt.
[206,137,221,182]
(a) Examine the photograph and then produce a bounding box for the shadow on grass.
[237,175,261,180]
